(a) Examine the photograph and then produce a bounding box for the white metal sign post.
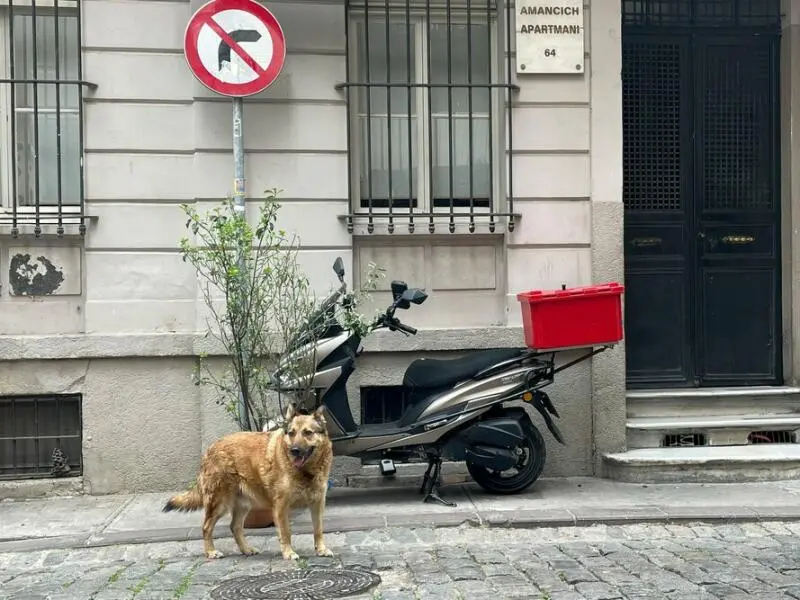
[515,0,584,75]
[184,0,286,427]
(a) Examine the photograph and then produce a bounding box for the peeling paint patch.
[9,253,65,296]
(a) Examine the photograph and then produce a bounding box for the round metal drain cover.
[209,568,382,600]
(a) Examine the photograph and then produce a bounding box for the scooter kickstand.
[422,458,457,508]
[419,460,434,496]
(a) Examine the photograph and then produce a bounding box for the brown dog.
[163,403,334,561]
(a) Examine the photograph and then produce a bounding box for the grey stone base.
[0,476,84,500]
[604,445,800,484]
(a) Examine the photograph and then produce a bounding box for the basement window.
[360,385,412,425]
[0,394,82,479]
[661,433,707,447]
[748,430,796,444]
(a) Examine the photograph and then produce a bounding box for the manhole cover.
[209,568,382,600]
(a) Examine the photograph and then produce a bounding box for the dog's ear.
[313,405,327,430]
[284,402,297,423]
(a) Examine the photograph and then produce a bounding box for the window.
[341,0,516,234]
[0,1,89,236]
[360,385,412,425]
[0,394,82,480]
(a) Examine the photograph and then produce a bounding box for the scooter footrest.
[379,458,397,476]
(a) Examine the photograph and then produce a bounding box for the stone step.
[627,413,800,448]
[627,386,800,418]
[630,414,800,430]
[604,444,800,484]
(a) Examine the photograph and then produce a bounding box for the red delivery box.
[516,283,625,351]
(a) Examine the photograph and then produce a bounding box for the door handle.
[630,236,662,248]
[721,235,755,245]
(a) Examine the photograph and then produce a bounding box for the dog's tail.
[162,487,203,513]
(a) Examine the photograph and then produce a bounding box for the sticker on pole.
[184,0,286,97]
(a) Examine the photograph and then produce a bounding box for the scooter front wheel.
[466,420,546,495]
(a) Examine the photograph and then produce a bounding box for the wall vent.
[748,430,796,444]
[662,433,707,447]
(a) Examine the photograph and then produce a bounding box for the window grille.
[622,0,782,28]
[661,433,707,447]
[748,430,796,444]
[338,0,518,234]
[0,1,95,237]
[0,394,82,480]
[361,385,412,424]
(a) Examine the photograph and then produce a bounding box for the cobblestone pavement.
[5,521,800,599]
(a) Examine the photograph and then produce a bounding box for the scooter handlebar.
[391,320,417,336]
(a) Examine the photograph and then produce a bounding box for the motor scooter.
[270,257,574,507]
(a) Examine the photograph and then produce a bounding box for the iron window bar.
[0,394,82,480]
[621,0,782,28]
[340,0,518,235]
[1,0,95,239]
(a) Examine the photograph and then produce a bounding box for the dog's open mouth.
[292,448,314,468]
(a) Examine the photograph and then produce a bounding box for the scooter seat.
[402,348,526,389]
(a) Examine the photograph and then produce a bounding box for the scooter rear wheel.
[466,420,547,495]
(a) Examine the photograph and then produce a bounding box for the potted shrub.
[179,190,384,528]
[179,190,321,528]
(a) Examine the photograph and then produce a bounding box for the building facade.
[0,0,798,496]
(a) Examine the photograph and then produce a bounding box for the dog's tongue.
[293,456,307,469]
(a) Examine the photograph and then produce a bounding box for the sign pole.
[232,96,248,429]
[184,0,287,431]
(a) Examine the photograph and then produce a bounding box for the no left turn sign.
[184,0,286,97]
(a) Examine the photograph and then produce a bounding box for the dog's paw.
[206,550,224,560]
[241,546,260,556]
[283,550,300,561]
[316,547,334,557]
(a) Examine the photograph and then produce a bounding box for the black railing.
[622,0,782,27]
[0,394,82,480]
[0,1,95,237]
[338,0,517,234]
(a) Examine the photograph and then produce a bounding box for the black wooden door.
[622,32,781,388]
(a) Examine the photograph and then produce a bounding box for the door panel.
[622,31,781,388]
[622,35,694,386]
[624,268,688,383]
[700,268,776,383]
[695,36,780,385]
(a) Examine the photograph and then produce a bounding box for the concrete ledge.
[628,414,800,430]
[604,445,800,483]
[346,461,471,489]
[627,386,800,399]
[9,503,800,554]
[0,476,84,500]
[0,327,526,361]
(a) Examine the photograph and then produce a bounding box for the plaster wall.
[0,0,628,494]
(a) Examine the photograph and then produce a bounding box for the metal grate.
[748,430,796,444]
[210,569,382,600]
[702,43,774,211]
[360,385,412,425]
[622,40,683,212]
[338,0,518,234]
[662,433,707,447]
[0,394,82,479]
[622,0,782,27]
[0,1,96,237]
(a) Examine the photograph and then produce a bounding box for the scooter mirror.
[407,288,428,305]
[332,257,345,281]
[402,288,428,305]
[390,280,408,301]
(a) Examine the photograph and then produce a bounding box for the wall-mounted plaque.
[516,0,585,75]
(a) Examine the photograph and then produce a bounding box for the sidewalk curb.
[5,504,800,554]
